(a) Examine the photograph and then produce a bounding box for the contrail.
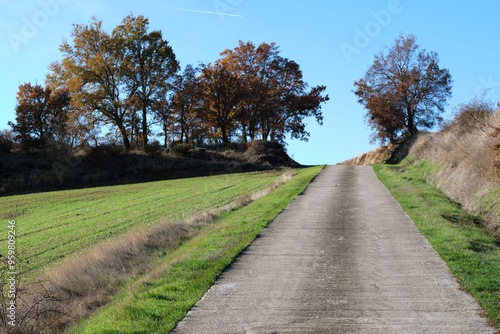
[163,6,244,17]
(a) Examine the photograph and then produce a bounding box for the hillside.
[0,141,300,196]
[341,109,500,238]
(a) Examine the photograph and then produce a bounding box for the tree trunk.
[248,119,256,142]
[163,122,168,147]
[262,131,268,142]
[407,107,418,135]
[142,105,148,147]
[119,125,131,149]
[262,122,270,142]
[179,105,185,143]
[241,125,248,143]
[222,132,229,144]
[221,125,229,144]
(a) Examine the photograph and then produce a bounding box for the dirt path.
[172,165,495,333]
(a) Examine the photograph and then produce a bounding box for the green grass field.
[66,165,324,333]
[0,171,286,280]
[374,161,500,329]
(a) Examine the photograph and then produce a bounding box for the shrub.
[449,98,495,134]
[145,140,162,156]
[247,140,284,154]
[225,142,246,151]
[0,129,14,154]
[170,142,193,157]
[85,145,123,169]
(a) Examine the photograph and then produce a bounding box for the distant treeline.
[2,14,328,153]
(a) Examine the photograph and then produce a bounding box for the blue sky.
[1,0,499,165]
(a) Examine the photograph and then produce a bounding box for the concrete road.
[172,165,495,334]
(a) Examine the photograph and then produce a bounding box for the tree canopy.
[354,34,452,144]
[47,15,179,149]
[210,41,329,143]
[116,14,179,147]
[9,15,328,151]
[9,83,70,151]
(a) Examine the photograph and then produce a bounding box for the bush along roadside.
[64,165,324,333]
[374,162,500,330]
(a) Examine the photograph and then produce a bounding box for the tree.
[46,61,95,148]
[221,41,329,143]
[276,83,329,142]
[9,83,70,151]
[49,18,135,148]
[261,57,328,142]
[49,15,179,149]
[354,34,452,144]
[356,86,406,144]
[198,60,244,144]
[170,64,201,143]
[154,98,174,147]
[115,14,179,147]
[220,41,279,142]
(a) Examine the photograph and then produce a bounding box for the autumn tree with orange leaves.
[48,15,178,149]
[354,34,452,144]
[220,41,279,142]
[48,18,134,148]
[9,83,70,151]
[204,40,329,144]
[31,16,329,149]
[198,60,245,144]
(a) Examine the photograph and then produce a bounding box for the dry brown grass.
[8,170,296,333]
[8,223,192,333]
[408,106,500,237]
[338,144,394,166]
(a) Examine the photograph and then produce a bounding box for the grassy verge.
[0,171,284,280]
[66,165,324,333]
[374,161,500,329]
